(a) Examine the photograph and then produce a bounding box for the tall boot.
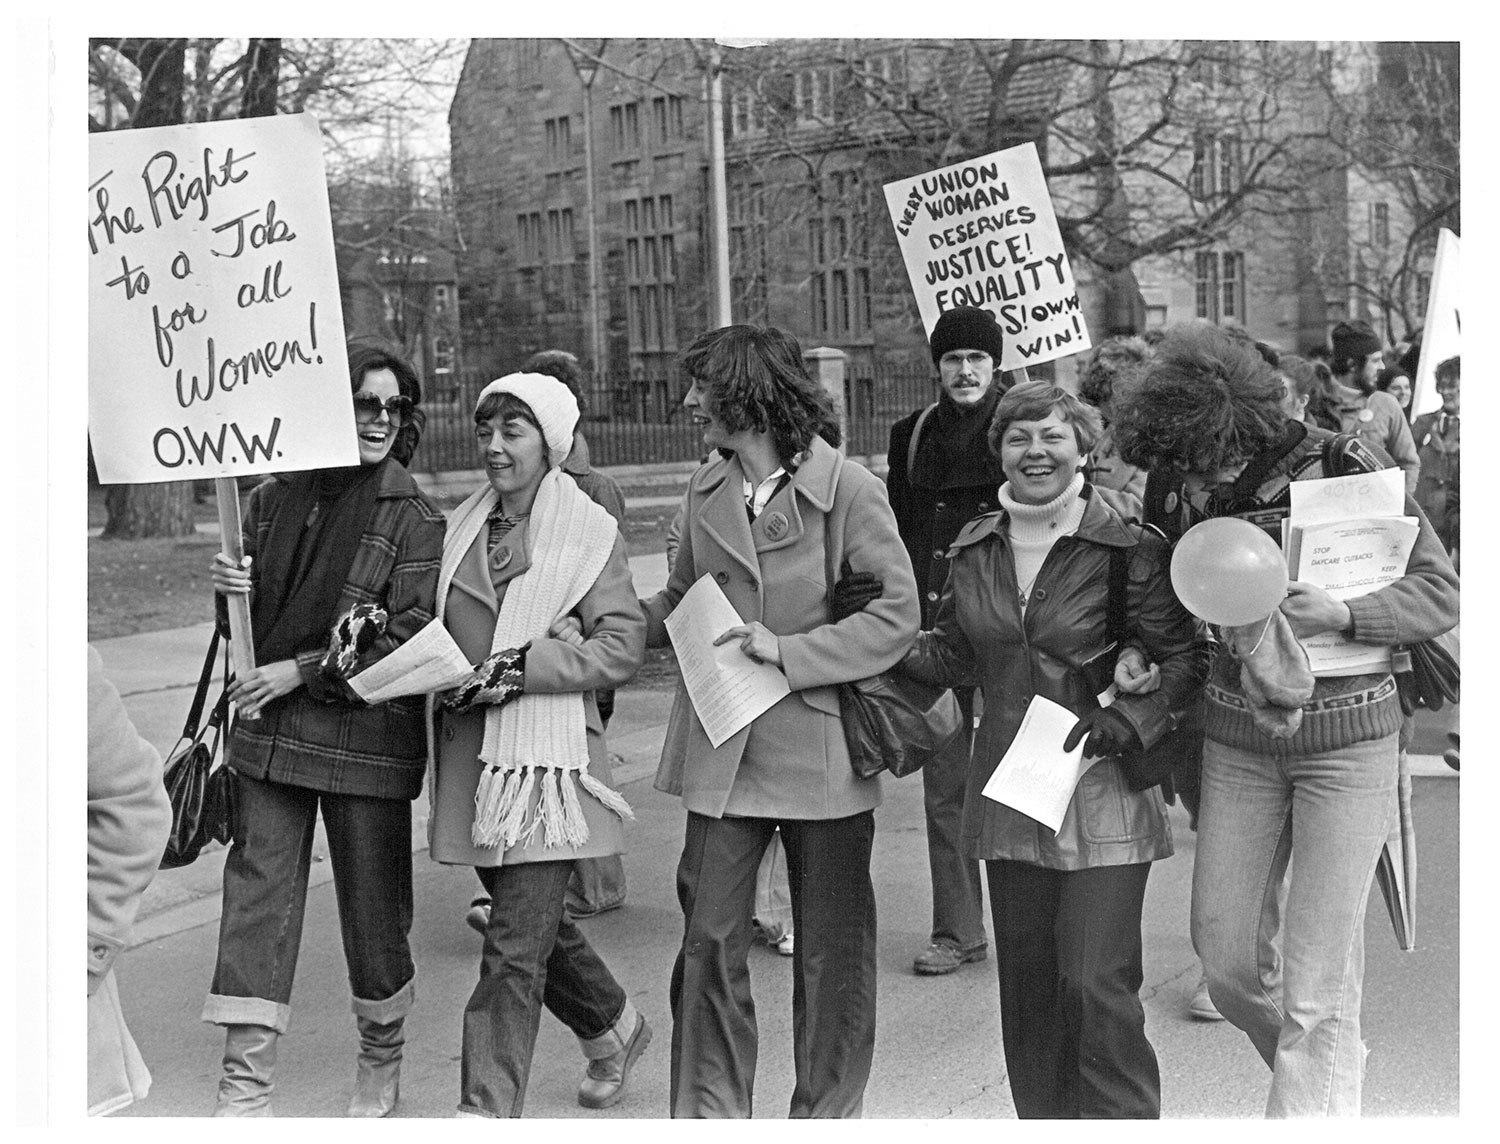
[347,1016,403,1117]
[213,1023,278,1117]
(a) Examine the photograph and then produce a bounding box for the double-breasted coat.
[641,436,920,820]
[903,486,1211,870]
[427,517,645,867]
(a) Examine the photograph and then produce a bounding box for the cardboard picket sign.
[883,142,1090,370]
[88,112,356,485]
[1410,227,1459,417]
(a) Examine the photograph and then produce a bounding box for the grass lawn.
[87,484,679,644]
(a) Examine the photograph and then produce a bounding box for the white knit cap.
[475,372,580,469]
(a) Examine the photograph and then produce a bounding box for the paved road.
[95,587,1459,1118]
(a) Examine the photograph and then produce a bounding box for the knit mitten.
[1223,610,1315,740]
[441,645,528,713]
[321,603,389,680]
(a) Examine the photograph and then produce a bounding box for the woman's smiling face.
[998,409,1084,505]
[353,368,401,465]
[476,412,548,503]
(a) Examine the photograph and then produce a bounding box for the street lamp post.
[706,43,733,328]
[568,46,607,396]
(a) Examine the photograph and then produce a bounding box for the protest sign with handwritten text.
[88,113,356,484]
[883,142,1090,370]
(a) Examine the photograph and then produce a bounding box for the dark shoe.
[578,1014,652,1110]
[465,895,491,936]
[347,1016,403,1117]
[213,1024,278,1116]
[913,940,987,976]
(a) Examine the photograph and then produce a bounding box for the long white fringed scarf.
[437,466,633,849]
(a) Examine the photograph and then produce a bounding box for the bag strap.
[1227,419,1308,504]
[906,403,939,478]
[181,626,222,740]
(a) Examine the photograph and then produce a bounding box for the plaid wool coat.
[223,460,446,800]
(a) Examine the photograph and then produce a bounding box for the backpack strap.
[1320,431,1387,477]
[1227,419,1308,503]
[906,403,939,478]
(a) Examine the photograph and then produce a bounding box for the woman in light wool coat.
[640,325,919,1118]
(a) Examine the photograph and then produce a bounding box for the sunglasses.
[353,394,415,427]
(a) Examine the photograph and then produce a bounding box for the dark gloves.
[830,558,884,622]
[321,603,388,680]
[440,644,528,714]
[1062,707,1142,759]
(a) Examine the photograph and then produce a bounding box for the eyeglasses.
[353,394,415,427]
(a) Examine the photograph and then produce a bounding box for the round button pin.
[765,511,789,539]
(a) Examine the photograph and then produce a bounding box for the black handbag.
[160,628,236,869]
[1392,626,1459,716]
[839,671,965,780]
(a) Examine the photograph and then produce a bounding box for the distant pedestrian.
[428,372,650,1118]
[885,305,1007,977]
[1412,355,1460,560]
[1327,320,1420,492]
[1375,364,1415,424]
[1077,334,1152,507]
[204,344,446,1117]
[1111,323,1459,1116]
[88,645,173,1116]
[642,324,920,1117]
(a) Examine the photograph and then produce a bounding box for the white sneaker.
[1189,974,1224,1021]
[774,933,795,957]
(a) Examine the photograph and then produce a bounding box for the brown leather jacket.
[904,485,1210,870]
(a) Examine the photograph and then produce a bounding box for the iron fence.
[408,364,938,473]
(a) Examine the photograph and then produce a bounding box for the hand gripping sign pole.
[88,113,358,707]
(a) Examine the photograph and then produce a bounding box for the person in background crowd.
[1375,365,1415,424]
[428,372,650,1117]
[1076,335,1153,508]
[1327,320,1420,492]
[205,344,447,1117]
[641,324,919,1117]
[88,645,174,1116]
[1277,354,1321,426]
[897,381,1210,1118]
[464,348,631,937]
[885,305,1007,977]
[1110,324,1459,1116]
[1412,355,1460,561]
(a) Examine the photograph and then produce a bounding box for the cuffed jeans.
[987,859,1160,1118]
[670,811,877,1118]
[204,772,415,1033]
[1191,734,1397,1117]
[922,689,986,950]
[460,859,630,1117]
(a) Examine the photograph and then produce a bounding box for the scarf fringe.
[472,765,538,849]
[578,771,635,822]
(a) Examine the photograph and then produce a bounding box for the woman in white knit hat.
[427,373,650,1117]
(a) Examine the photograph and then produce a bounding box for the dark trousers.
[921,688,986,949]
[986,859,1160,1119]
[460,860,628,1117]
[669,811,877,1118]
[211,772,414,1022]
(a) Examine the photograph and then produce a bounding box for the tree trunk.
[98,38,199,540]
[240,39,282,118]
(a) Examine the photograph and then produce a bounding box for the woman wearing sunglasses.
[204,343,446,1117]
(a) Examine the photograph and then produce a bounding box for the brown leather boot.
[578,1011,651,1110]
[213,1024,278,1117]
[347,1016,403,1117]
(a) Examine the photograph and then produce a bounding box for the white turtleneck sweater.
[997,471,1087,611]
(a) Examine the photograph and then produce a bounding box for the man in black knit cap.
[1327,319,1419,493]
[885,305,1008,975]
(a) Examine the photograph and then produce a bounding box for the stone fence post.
[802,346,848,451]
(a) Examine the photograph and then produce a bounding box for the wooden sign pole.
[214,476,258,688]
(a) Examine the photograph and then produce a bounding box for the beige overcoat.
[427,521,645,867]
[641,436,920,820]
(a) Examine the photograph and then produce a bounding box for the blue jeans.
[1191,734,1396,1116]
[460,860,629,1117]
[204,772,415,1033]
